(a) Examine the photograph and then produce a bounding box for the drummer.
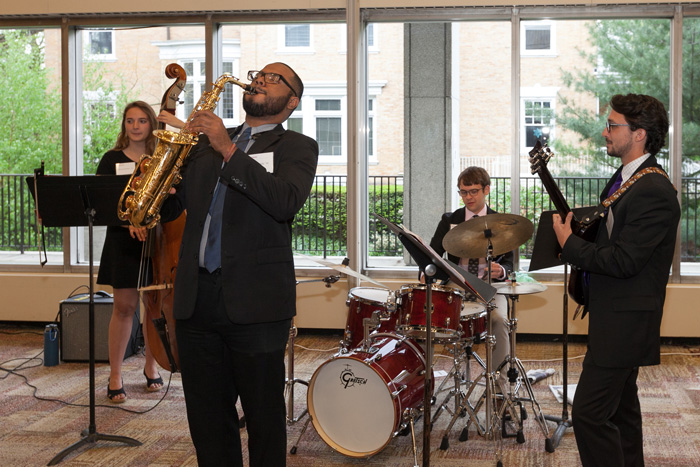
[428,166,513,390]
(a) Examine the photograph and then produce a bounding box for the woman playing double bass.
[96,101,164,403]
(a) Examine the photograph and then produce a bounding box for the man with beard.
[160,62,318,466]
[552,94,679,466]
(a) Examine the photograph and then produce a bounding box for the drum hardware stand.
[287,275,339,455]
[432,338,484,426]
[498,277,554,453]
[543,262,573,449]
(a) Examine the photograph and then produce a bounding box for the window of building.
[521,21,556,56]
[279,24,313,53]
[84,29,116,61]
[180,59,238,125]
[523,99,555,148]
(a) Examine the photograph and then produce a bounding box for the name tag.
[250,152,274,173]
[115,162,136,176]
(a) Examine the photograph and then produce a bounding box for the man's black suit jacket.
[429,206,515,279]
[161,124,319,324]
[562,155,679,368]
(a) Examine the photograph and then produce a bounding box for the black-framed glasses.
[606,121,630,132]
[458,188,483,197]
[247,70,298,97]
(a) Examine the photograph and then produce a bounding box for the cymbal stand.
[438,239,505,466]
[497,281,553,452]
[287,275,339,455]
[543,262,573,449]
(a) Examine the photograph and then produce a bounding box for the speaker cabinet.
[59,293,140,362]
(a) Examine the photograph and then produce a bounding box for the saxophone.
[118,74,255,229]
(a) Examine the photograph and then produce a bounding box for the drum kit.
[290,213,553,467]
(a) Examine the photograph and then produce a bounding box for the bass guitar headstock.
[528,140,554,176]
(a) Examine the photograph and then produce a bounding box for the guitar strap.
[572,167,671,320]
[577,167,672,226]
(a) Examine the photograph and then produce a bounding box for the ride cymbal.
[442,213,533,258]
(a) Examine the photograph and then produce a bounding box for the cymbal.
[442,213,534,258]
[293,253,391,290]
[492,282,547,295]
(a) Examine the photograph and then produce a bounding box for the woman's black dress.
[96,150,151,289]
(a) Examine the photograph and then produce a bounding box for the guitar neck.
[538,165,572,217]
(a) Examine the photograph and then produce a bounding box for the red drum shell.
[396,284,463,342]
[460,302,487,342]
[307,333,431,458]
[344,287,396,349]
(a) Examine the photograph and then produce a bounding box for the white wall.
[4,273,698,338]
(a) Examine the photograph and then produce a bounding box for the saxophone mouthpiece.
[245,85,257,95]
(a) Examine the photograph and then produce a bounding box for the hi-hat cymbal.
[442,213,534,258]
[493,281,547,296]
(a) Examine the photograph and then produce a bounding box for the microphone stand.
[544,263,573,449]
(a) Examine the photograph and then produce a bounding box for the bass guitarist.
[552,94,680,467]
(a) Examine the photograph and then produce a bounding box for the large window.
[682,17,700,275]
[0,28,62,265]
[0,7,697,283]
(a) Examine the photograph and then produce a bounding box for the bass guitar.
[528,141,600,306]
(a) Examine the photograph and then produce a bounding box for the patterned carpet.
[1,324,699,466]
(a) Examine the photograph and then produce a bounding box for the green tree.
[0,29,134,176]
[555,19,682,175]
[81,61,131,175]
[0,30,62,174]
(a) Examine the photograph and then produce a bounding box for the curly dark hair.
[610,94,669,156]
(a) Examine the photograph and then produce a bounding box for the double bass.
[139,63,187,372]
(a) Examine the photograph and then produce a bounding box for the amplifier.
[59,292,140,363]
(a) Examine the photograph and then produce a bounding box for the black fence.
[3,174,699,262]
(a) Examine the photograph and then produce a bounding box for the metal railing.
[3,174,699,262]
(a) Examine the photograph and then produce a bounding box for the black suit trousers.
[573,353,644,467]
[176,269,291,467]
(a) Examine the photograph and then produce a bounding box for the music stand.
[27,174,142,465]
[529,208,589,451]
[374,214,495,466]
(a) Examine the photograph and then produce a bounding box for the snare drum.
[343,287,396,349]
[396,284,464,342]
[460,302,487,343]
[307,333,431,458]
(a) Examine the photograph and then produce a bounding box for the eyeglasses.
[605,121,630,132]
[247,70,298,97]
[458,188,483,197]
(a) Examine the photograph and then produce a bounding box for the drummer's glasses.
[458,187,483,197]
[247,70,298,97]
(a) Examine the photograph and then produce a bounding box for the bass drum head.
[308,355,396,457]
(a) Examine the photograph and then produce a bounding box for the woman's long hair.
[112,101,158,154]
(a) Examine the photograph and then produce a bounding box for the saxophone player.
[159,62,318,467]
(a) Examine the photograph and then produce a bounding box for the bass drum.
[307,333,431,458]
